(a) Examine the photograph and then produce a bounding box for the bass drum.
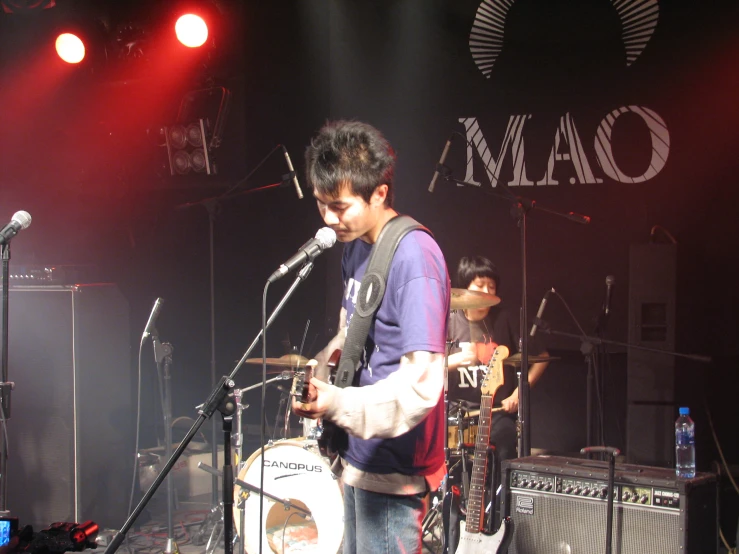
[234,439,343,553]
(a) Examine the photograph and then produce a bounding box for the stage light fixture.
[175,14,208,48]
[55,32,85,63]
[1,0,55,14]
[164,119,214,175]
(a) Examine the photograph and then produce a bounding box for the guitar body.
[455,518,513,554]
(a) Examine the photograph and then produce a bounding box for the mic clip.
[531,317,550,333]
[436,164,452,179]
[281,171,297,184]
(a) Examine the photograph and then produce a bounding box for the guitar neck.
[464,393,493,533]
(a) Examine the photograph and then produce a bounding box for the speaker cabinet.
[503,456,717,554]
[627,244,677,466]
[6,285,132,530]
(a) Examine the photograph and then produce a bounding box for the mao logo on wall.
[469,0,659,78]
[455,0,668,188]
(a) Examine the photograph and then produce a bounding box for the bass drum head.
[234,439,343,553]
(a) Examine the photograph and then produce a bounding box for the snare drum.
[234,439,343,553]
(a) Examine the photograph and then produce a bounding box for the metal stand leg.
[581,445,620,554]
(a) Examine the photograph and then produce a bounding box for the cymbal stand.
[439,338,459,554]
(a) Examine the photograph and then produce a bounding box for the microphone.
[143,297,164,339]
[603,275,615,316]
[0,210,32,246]
[268,227,337,284]
[566,211,591,224]
[283,147,304,199]
[530,288,555,337]
[428,136,453,193]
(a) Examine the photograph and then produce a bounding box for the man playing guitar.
[292,120,451,554]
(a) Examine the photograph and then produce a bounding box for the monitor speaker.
[6,285,132,529]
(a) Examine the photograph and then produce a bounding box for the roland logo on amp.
[515,495,534,516]
[263,459,324,473]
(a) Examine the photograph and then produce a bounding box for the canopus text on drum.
[262,459,324,472]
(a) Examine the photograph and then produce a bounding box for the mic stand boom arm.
[443,174,589,457]
[532,321,712,363]
[103,263,316,554]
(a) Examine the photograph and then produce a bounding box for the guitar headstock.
[481,344,509,396]
[290,366,313,403]
[290,349,341,402]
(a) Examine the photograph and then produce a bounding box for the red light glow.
[55,33,85,63]
[175,14,208,48]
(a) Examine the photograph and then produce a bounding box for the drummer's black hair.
[457,256,500,291]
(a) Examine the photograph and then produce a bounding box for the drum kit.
[216,288,541,553]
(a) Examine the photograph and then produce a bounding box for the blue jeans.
[343,484,426,554]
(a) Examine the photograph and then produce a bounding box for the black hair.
[457,256,500,290]
[305,120,395,207]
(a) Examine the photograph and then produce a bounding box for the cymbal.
[450,288,501,310]
[504,353,558,366]
[244,353,310,367]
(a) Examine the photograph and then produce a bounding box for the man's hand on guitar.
[292,377,337,420]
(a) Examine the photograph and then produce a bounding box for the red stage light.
[55,33,85,63]
[175,14,208,48]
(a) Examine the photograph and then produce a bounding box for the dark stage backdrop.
[0,0,737,489]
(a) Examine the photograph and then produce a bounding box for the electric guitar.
[291,349,346,460]
[454,345,514,554]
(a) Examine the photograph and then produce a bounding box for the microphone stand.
[534,319,711,451]
[588,308,610,447]
[532,321,712,364]
[0,242,12,515]
[173,147,301,513]
[442,172,589,457]
[581,446,620,554]
[152,335,177,554]
[103,262,317,554]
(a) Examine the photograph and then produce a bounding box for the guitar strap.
[333,214,432,389]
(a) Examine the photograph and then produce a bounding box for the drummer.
[446,256,550,461]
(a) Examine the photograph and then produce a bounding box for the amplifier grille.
[508,491,679,554]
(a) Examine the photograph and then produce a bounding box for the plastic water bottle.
[675,407,696,478]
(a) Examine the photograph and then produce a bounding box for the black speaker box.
[6,285,133,530]
[503,456,717,554]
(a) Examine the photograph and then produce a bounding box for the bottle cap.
[679,407,689,415]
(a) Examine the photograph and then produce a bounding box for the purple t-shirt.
[340,229,450,476]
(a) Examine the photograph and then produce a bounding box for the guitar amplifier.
[502,456,717,554]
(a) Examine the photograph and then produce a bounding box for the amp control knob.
[639,495,648,504]
[622,492,631,501]
[565,486,573,494]
[545,482,553,491]
[582,487,590,496]
[573,487,582,495]
[590,490,599,497]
